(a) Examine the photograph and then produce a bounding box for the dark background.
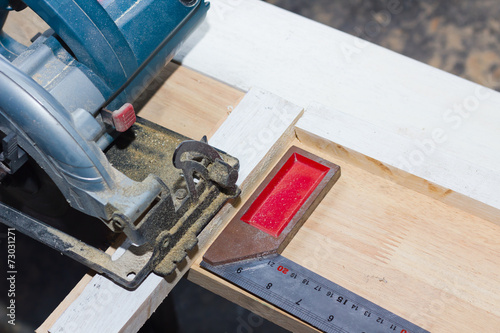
[1,1,499,332]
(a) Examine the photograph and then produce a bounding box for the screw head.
[175,188,188,200]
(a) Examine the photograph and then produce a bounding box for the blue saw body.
[0,0,209,226]
[1,0,208,108]
[0,0,240,289]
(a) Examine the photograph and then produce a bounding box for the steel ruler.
[201,255,428,333]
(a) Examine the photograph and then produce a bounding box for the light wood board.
[188,104,500,333]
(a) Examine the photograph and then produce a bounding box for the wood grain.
[288,140,500,332]
[190,135,500,332]
[135,64,243,140]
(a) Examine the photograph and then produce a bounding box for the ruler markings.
[201,255,428,333]
[231,270,347,333]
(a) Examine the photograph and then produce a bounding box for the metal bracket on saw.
[0,117,240,289]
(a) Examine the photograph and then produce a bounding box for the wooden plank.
[3,7,49,45]
[37,237,126,333]
[36,274,95,333]
[45,88,303,333]
[188,104,500,333]
[296,103,500,226]
[175,0,500,211]
[135,64,243,140]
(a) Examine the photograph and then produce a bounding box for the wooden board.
[188,104,500,333]
[40,88,500,332]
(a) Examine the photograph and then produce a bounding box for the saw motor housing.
[0,0,240,288]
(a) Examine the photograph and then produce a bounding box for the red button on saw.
[112,103,136,132]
